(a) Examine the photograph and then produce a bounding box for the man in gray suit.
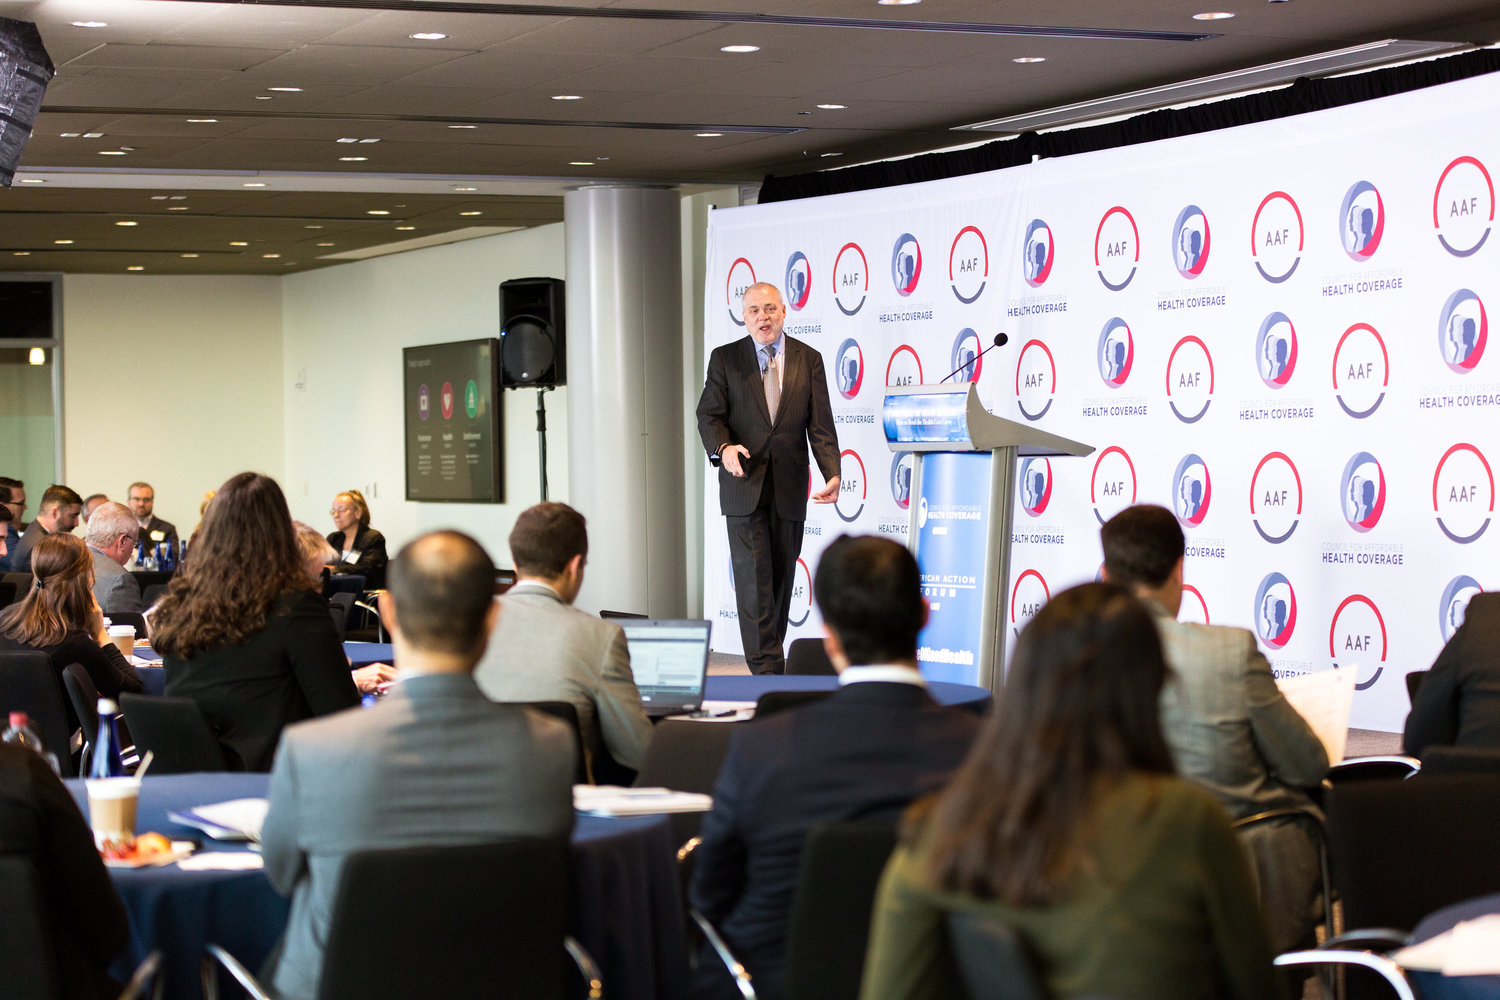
[473,502,653,778]
[261,530,577,1000]
[1101,504,1328,955]
[85,502,143,614]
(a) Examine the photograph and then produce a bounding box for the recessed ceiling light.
[459,211,482,216]
[187,118,218,124]
[71,20,108,28]
[255,95,273,101]
[167,206,189,211]
[19,178,43,184]
[720,45,760,53]
[367,210,391,216]
[1192,10,1235,18]
[696,132,724,138]
[877,0,921,5]
[181,253,199,258]
[267,87,303,93]
[452,185,478,191]
[99,150,126,155]
[821,152,844,157]
[127,266,144,271]
[396,226,416,231]
[230,241,248,247]
[60,132,80,138]
[243,182,267,187]
[263,254,281,259]
[552,95,582,101]
[13,251,31,256]
[54,240,74,245]
[569,161,594,166]
[169,195,187,200]
[151,195,168,200]
[816,104,847,110]
[1012,56,1046,63]
[339,156,368,162]
[409,32,447,40]
[448,124,477,129]
[304,225,324,229]
[115,221,138,227]
[317,242,335,247]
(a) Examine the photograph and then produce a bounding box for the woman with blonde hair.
[326,488,386,589]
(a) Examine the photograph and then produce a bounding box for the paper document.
[573,785,713,817]
[1276,667,1356,763]
[168,797,269,842]
[1393,915,1500,976]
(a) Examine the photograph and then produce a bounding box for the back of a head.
[813,534,924,665]
[1100,504,1183,590]
[0,533,93,646]
[509,502,586,578]
[39,484,82,516]
[188,473,299,580]
[388,531,496,658]
[85,501,136,550]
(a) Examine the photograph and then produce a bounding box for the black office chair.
[1405,670,1426,706]
[945,911,1048,1000]
[60,664,101,775]
[2,572,33,601]
[203,838,602,1000]
[0,650,76,776]
[600,610,648,620]
[0,581,14,608]
[326,592,353,642]
[119,693,231,773]
[634,717,739,846]
[754,689,831,719]
[521,701,590,785]
[785,638,836,676]
[104,611,149,640]
[1418,745,1500,775]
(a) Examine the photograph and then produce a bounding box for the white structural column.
[564,184,686,617]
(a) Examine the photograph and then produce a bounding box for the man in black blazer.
[688,536,979,1000]
[696,282,840,674]
[1405,592,1500,755]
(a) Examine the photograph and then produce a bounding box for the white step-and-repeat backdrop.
[702,70,1500,731]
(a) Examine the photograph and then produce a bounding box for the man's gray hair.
[86,501,138,549]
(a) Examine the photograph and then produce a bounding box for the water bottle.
[91,699,126,779]
[2,711,60,774]
[159,539,176,573]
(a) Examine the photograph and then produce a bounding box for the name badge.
[150,530,166,542]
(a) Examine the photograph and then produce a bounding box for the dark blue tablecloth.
[69,773,688,1000]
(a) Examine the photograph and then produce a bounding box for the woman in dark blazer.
[156,473,358,771]
[325,488,387,590]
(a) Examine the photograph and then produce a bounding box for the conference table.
[68,774,691,1000]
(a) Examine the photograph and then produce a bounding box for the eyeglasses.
[330,506,354,516]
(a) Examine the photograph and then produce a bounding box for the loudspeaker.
[0,18,55,189]
[499,277,566,388]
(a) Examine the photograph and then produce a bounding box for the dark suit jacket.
[324,526,387,589]
[162,588,360,771]
[1405,592,1500,755]
[697,335,839,520]
[9,521,48,574]
[0,522,19,572]
[137,516,179,565]
[688,680,979,1000]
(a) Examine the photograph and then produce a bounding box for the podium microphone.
[939,333,1008,384]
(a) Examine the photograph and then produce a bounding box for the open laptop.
[620,619,712,718]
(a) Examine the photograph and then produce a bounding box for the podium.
[883,383,1092,693]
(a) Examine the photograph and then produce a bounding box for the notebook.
[621,619,712,717]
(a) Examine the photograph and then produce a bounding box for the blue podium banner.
[882,389,972,446]
[915,451,993,685]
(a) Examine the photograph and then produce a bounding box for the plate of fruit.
[101,832,195,868]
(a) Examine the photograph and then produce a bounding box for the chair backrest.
[0,651,75,777]
[1417,745,1500,775]
[944,911,1049,1000]
[103,611,148,639]
[1326,774,1500,931]
[599,609,648,620]
[633,717,736,794]
[782,819,900,1000]
[755,689,831,719]
[317,838,572,1000]
[786,637,836,676]
[118,693,230,774]
[1,572,33,601]
[0,582,14,608]
[1405,670,1426,707]
[326,592,353,642]
[140,584,169,607]
[0,856,60,1000]
[325,574,366,597]
[60,665,100,776]
[521,701,589,785]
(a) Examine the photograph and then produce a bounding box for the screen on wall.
[402,338,503,503]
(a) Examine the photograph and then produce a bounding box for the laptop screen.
[621,619,711,714]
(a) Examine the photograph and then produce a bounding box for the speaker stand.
[536,386,554,500]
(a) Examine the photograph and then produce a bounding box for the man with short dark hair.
[260,531,576,1000]
[472,501,652,776]
[86,502,143,614]
[10,484,82,574]
[0,477,25,572]
[127,481,178,566]
[1100,503,1327,954]
[688,534,979,1000]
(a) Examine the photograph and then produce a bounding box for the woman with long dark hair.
[859,582,1278,1000]
[0,533,143,700]
[155,473,358,771]
[326,488,387,589]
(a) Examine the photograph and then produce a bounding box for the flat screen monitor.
[402,338,503,503]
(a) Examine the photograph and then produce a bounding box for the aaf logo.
[1339,181,1385,261]
[1253,573,1297,650]
[1015,340,1057,421]
[1250,452,1303,543]
[1341,451,1386,533]
[1172,453,1211,528]
[835,449,867,523]
[885,344,923,388]
[1329,595,1387,690]
[1172,205,1211,279]
[1433,443,1495,543]
[833,243,868,316]
[834,338,864,400]
[1251,191,1304,283]
[1090,445,1137,524]
[439,381,455,420]
[1256,312,1298,389]
[1096,317,1134,388]
[1166,336,1214,424]
[789,558,813,627]
[890,452,914,510]
[784,251,812,311]
[725,257,756,325]
[1180,584,1211,625]
[1019,457,1052,517]
[1022,219,1055,288]
[1332,323,1389,418]
[1095,206,1139,291]
[1438,289,1488,374]
[890,233,922,297]
[1010,569,1051,637]
[1433,155,1494,258]
[951,328,984,384]
[1438,575,1483,641]
[949,225,989,304]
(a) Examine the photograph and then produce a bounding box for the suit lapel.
[741,337,774,426]
[776,339,805,428]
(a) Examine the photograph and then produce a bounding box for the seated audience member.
[10,484,82,574]
[861,583,1278,1000]
[155,473,359,771]
[690,534,979,1000]
[0,741,130,999]
[0,492,11,574]
[127,481,178,566]
[473,502,652,776]
[1405,592,1500,755]
[81,493,109,524]
[86,501,143,615]
[0,477,23,572]
[1100,504,1326,955]
[293,521,395,695]
[261,531,576,1000]
[190,489,216,543]
[325,489,387,589]
[0,534,144,700]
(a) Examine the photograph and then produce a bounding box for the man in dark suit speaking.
[697,282,840,675]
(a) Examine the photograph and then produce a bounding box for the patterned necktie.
[763,345,780,421]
